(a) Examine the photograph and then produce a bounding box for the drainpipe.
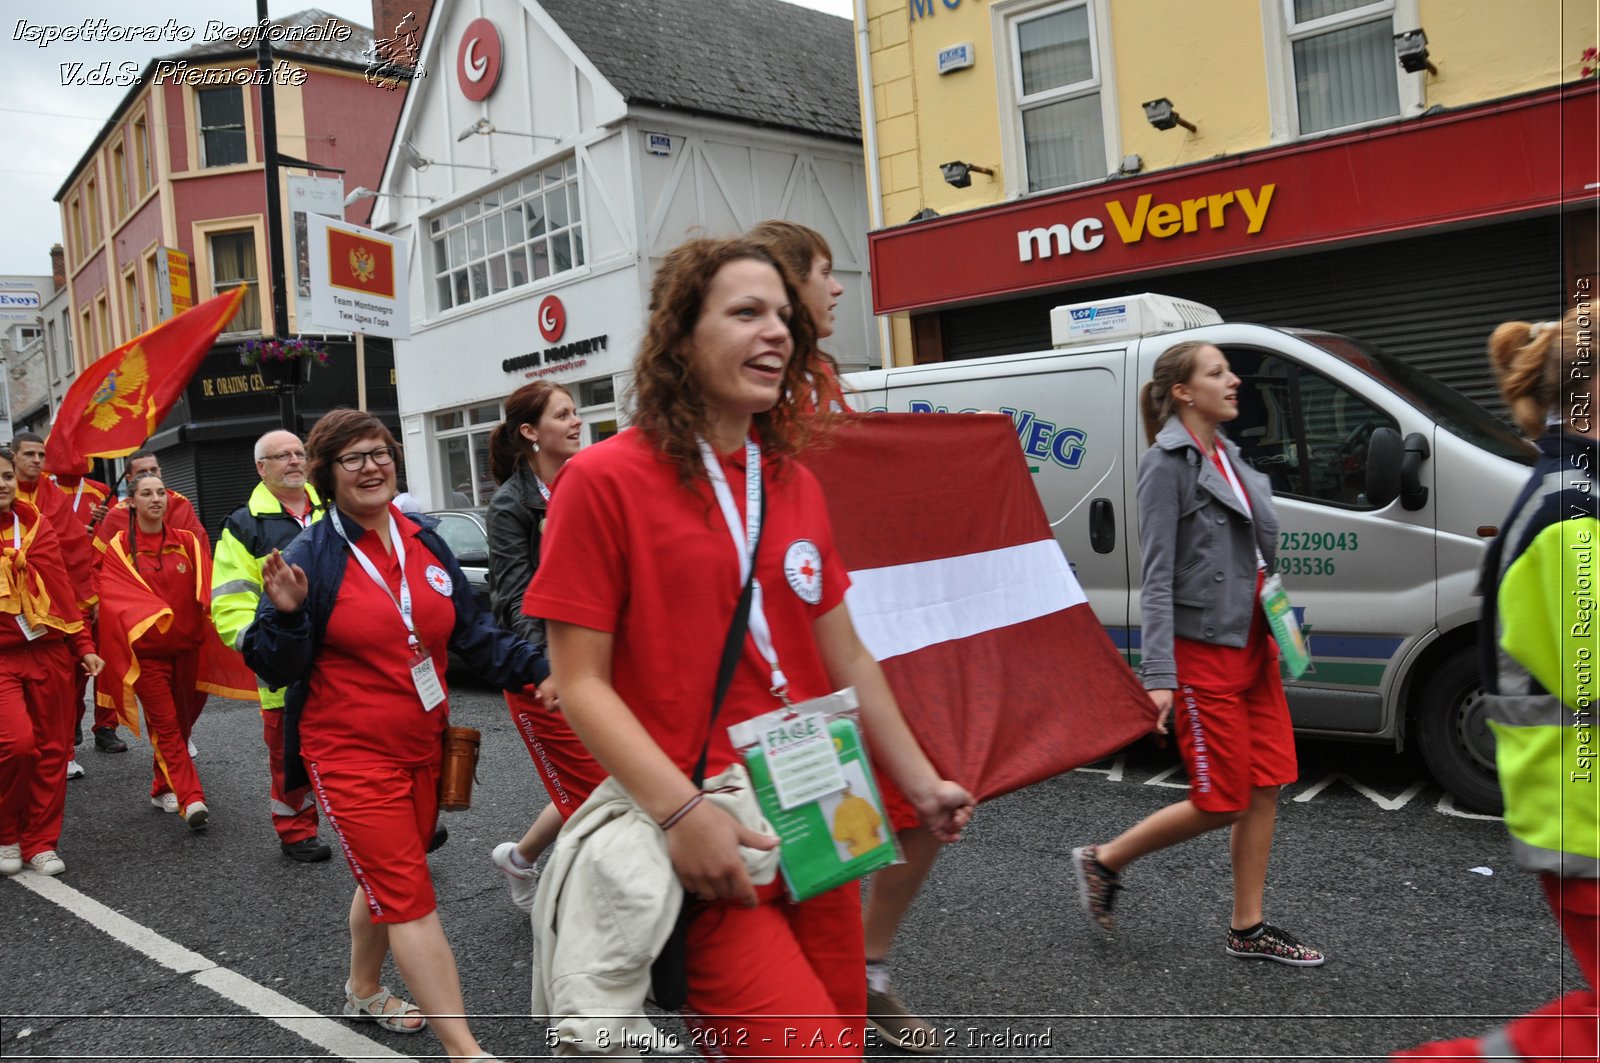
[854,0,893,369]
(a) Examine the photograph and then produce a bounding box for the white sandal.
[341,981,426,1034]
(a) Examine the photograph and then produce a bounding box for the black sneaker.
[1225,923,1325,966]
[93,727,128,753]
[1071,845,1121,931]
[281,837,333,863]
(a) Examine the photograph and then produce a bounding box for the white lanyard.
[697,436,788,699]
[10,515,18,549]
[330,509,420,652]
[1213,448,1266,571]
[1213,447,1251,517]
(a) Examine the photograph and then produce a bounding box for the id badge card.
[410,651,447,712]
[15,612,44,641]
[1259,574,1310,680]
[730,689,899,902]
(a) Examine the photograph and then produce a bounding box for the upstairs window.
[198,87,248,167]
[999,0,1114,195]
[429,158,585,312]
[210,231,261,332]
[1285,0,1401,135]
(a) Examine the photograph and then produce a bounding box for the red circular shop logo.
[457,19,502,101]
[537,295,567,343]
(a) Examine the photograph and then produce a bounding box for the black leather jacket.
[485,463,548,653]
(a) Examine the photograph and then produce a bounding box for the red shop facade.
[869,83,1599,416]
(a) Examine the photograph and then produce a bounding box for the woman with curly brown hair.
[525,236,973,1057]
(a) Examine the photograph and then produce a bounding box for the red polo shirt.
[524,428,850,779]
[302,510,458,770]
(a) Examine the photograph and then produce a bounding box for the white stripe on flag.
[845,539,1086,661]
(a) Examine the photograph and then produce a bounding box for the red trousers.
[505,689,606,819]
[0,640,76,859]
[682,881,866,1059]
[73,668,116,733]
[136,655,207,807]
[1394,874,1599,1060]
[261,707,318,843]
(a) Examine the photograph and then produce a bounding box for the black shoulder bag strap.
[650,490,765,1010]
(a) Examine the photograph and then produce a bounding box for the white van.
[846,294,1535,812]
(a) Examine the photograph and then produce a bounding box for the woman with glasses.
[243,409,545,1063]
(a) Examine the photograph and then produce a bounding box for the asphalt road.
[1,677,1577,1062]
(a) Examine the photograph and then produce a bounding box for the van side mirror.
[1400,431,1431,511]
[1365,427,1402,508]
[456,548,489,565]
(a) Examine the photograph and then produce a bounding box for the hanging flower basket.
[241,337,330,389]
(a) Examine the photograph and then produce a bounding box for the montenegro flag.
[327,226,397,298]
[45,288,246,475]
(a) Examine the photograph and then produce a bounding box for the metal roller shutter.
[939,215,1564,418]
[195,439,262,543]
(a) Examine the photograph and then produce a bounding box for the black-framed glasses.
[333,446,397,471]
[262,450,308,463]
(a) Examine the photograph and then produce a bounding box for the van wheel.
[1415,648,1504,815]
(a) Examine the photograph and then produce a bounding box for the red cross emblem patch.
[783,539,823,605]
[425,564,453,597]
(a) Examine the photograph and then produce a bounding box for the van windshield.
[1284,330,1537,466]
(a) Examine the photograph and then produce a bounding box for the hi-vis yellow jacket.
[1481,428,1599,878]
[210,482,323,710]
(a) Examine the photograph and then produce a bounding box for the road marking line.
[8,870,415,1062]
[1292,774,1425,810]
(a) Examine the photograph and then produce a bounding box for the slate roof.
[537,0,860,142]
[172,8,376,69]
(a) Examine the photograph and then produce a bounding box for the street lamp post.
[256,0,296,431]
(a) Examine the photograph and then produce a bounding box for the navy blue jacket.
[241,506,549,791]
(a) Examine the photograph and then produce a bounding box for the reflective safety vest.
[211,481,323,711]
[1482,429,1599,878]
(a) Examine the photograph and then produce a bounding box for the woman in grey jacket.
[1071,341,1323,966]
[484,380,598,912]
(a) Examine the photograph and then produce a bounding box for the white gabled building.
[369,0,873,508]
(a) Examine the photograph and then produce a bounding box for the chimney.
[370,0,435,64]
[50,244,65,292]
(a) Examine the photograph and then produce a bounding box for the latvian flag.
[801,413,1156,801]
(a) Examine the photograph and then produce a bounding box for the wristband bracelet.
[659,792,704,831]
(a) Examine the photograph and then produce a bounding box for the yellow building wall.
[860,0,1598,365]
[1110,1,1273,172]
[1419,0,1597,106]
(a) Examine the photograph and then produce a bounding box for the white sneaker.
[492,841,539,912]
[0,843,21,875]
[66,760,85,780]
[151,792,180,814]
[29,850,65,876]
[187,738,199,760]
[183,801,209,831]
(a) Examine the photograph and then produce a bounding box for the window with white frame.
[429,158,585,312]
[433,401,503,506]
[1009,0,1107,193]
[1284,0,1401,135]
[209,231,261,332]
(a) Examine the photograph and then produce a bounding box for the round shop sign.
[457,18,503,101]
[537,295,567,343]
